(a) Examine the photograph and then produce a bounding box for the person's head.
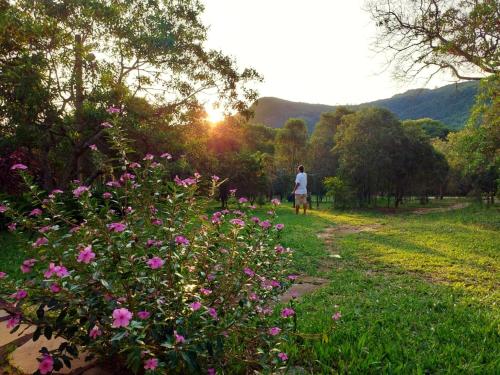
[298,165,304,173]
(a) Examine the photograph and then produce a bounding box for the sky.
[201,0,456,109]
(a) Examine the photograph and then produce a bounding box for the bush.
[323,176,355,209]
[0,117,295,374]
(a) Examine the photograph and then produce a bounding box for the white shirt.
[295,172,307,194]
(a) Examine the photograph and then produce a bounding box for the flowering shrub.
[0,122,295,374]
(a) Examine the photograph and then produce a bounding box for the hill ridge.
[251,81,479,131]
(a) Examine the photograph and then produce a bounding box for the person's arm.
[293,182,299,193]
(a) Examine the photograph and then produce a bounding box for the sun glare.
[205,105,225,124]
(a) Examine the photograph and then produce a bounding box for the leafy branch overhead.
[368,0,499,81]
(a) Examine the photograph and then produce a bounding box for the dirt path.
[411,202,469,215]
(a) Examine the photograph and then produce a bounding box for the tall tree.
[308,107,354,192]
[368,0,499,81]
[274,118,308,174]
[0,0,261,189]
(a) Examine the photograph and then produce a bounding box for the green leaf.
[111,331,128,342]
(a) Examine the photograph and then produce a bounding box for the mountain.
[251,81,479,132]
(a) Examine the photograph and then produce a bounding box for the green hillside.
[251,81,479,131]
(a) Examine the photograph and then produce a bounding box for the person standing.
[293,165,307,215]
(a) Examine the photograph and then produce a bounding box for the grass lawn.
[0,199,498,374]
[275,201,499,374]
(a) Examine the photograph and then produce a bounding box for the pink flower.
[39,226,52,233]
[11,163,27,170]
[249,293,259,301]
[175,235,190,246]
[120,172,135,181]
[143,153,154,161]
[112,308,133,328]
[271,198,281,206]
[207,273,216,281]
[89,325,102,339]
[275,245,285,254]
[20,259,36,273]
[250,216,260,224]
[106,106,121,114]
[29,208,42,216]
[211,175,220,182]
[106,180,121,187]
[275,223,285,231]
[101,121,113,128]
[73,185,90,198]
[259,220,271,229]
[51,189,64,194]
[147,257,165,269]
[107,222,127,232]
[77,245,96,264]
[281,307,295,318]
[332,311,342,321]
[50,283,61,293]
[268,327,281,336]
[200,288,212,296]
[190,301,202,311]
[174,331,185,344]
[208,308,218,319]
[278,352,288,361]
[13,289,28,300]
[7,223,16,232]
[238,197,248,204]
[208,369,216,375]
[89,144,98,151]
[44,263,69,278]
[103,192,112,199]
[137,311,151,320]
[38,355,54,375]
[0,272,7,279]
[229,218,245,227]
[6,315,20,329]
[144,358,158,370]
[160,152,172,159]
[33,237,48,248]
[287,274,298,281]
[151,218,163,226]
[244,268,255,277]
[0,205,8,213]
[229,189,237,195]
[174,175,197,187]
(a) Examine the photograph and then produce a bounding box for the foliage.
[402,118,450,139]
[0,0,261,189]
[332,107,449,207]
[323,177,354,209]
[309,108,354,195]
[275,118,308,175]
[446,75,499,200]
[0,122,296,374]
[368,0,499,81]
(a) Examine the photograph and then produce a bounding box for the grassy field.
[1,199,498,374]
[274,200,499,374]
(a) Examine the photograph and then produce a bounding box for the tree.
[447,75,499,202]
[274,118,308,174]
[368,0,499,81]
[334,108,405,206]
[0,0,261,189]
[308,107,354,194]
[402,118,450,139]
